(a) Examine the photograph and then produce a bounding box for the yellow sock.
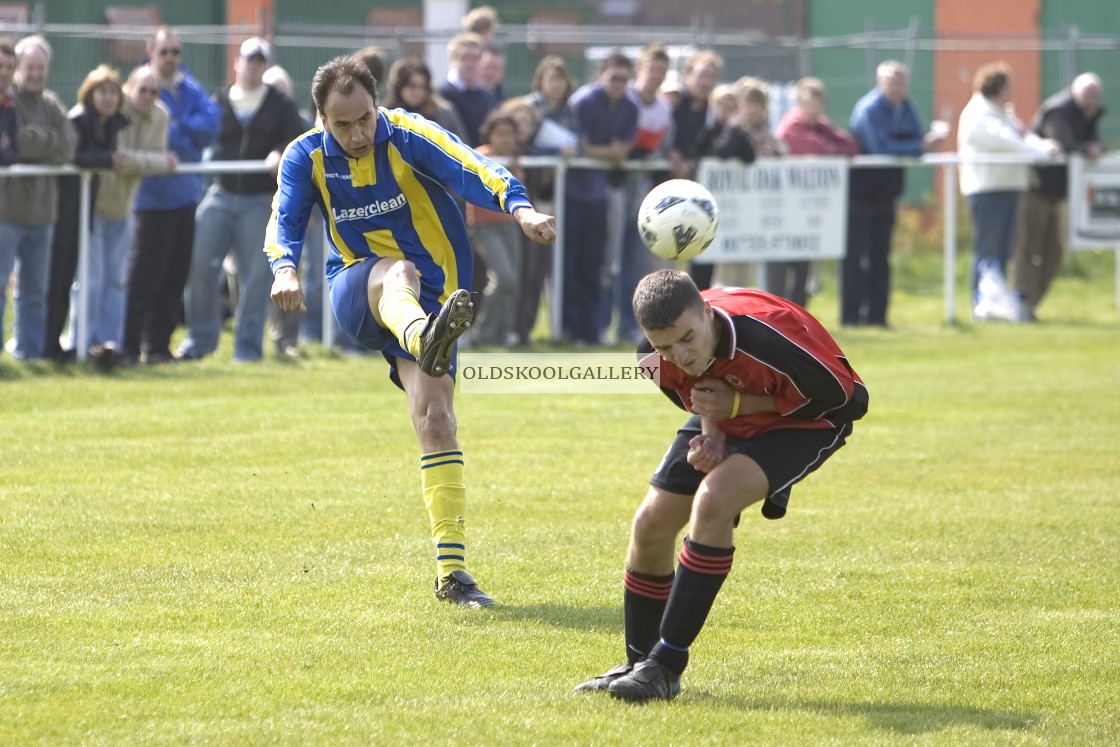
[377,284,427,358]
[420,451,467,579]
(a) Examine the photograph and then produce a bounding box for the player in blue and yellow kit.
[265,56,555,607]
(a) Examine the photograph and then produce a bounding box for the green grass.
[2,252,1119,744]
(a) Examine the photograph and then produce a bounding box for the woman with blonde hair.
[45,64,130,361]
[710,77,784,289]
[696,83,756,162]
[515,56,578,344]
[735,76,784,156]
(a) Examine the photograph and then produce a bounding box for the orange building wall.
[226,0,273,84]
[934,0,1042,142]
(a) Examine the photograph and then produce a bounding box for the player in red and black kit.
[576,269,868,702]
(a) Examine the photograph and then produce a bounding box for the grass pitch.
[2,252,1119,744]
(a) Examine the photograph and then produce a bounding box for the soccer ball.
[637,179,720,261]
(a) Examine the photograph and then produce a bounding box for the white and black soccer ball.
[637,179,720,261]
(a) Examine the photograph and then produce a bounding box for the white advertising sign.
[1069,154,1120,249]
[694,156,849,264]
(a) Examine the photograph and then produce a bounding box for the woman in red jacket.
[773,77,859,308]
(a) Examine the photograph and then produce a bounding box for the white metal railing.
[1,152,1110,362]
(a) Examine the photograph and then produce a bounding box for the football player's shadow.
[696,694,1034,734]
[486,603,619,631]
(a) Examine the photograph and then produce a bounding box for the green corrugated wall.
[807,0,937,202]
[37,0,225,104]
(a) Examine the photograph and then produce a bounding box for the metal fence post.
[1060,25,1080,85]
[75,170,93,362]
[1115,249,1119,313]
[903,15,920,76]
[321,222,334,352]
[549,159,567,341]
[942,161,958,324]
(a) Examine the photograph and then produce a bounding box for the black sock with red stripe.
[623,568,674,663]
[650,536,734,675]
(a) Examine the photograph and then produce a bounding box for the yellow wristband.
[731,390,741,418]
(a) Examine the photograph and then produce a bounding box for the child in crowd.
[466,112,525,346]
[696,83,755,162]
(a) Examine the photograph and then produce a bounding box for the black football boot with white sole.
[416,289,473,377]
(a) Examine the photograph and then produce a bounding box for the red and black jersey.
[638,287,868,439]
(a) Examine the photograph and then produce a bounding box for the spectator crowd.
[0,6,1109,364]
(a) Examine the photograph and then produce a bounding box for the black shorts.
[650,415,854,520]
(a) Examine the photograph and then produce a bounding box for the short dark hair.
[0,39,15,60]
[598,51,633,75]
[974,61,1011,100]
[479,111,516,144]
[354,46,384,86]
[312,55,378,116]
[632,270,705,331]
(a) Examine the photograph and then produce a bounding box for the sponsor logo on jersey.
[332,194,409,222]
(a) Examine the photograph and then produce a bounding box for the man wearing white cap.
[176,37,306,362]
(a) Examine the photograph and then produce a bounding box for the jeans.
[179,188,274,361]
[296,218,359,349]
[298,218,328,341]
[69,215,131,348]
[0,222,54,359]
[966,190,1019,296]
[470,221,522,346]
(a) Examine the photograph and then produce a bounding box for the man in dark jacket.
[175,38,305,362]
[436,33,495,147]
[1013,73,1105,320]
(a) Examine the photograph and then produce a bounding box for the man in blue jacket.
[267,56,555,607]
[844,60,943,327]
[123,26,219,365]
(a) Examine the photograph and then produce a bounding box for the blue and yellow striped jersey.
[264,107,532,305]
